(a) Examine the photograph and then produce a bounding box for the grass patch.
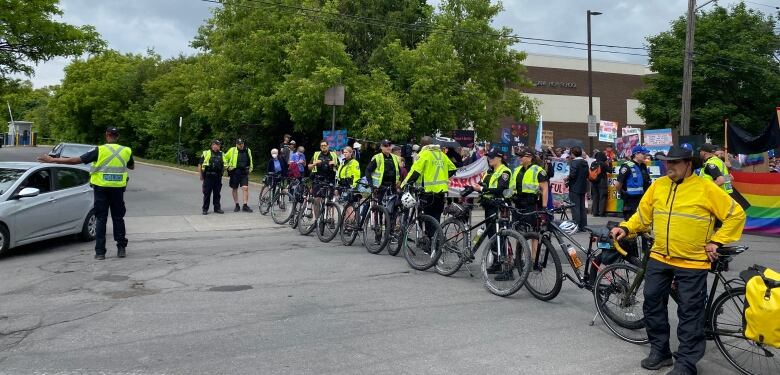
[136,157,266,184]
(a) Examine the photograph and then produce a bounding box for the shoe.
[486,263,502,274]
[665,367,693,375]
[202,210,209,215]
[94,254,106,260]
[641,354,673,370]
[234,204,241,212]
[495,271,514,282]
[214,209,225,214]
[242,204,253,213]
[117,246,126,258]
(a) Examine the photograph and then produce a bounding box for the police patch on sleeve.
[620,167,628,174]
[501,173,510,181]
[707,164,718,170]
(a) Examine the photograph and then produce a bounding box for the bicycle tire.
[522,232,563,301]
[402,214,443,271]
[480,229,531,297]
[340,204,360,246]
[271,192,295,224]
[593,262,648,345]
[387,210,405,257]
[363,205,390,254]
[711,287,778,375]
[297,198,316,235]
[434,218,466,276]
[316,202,342,243]
[259,187,274,215]
[289,201,300,229]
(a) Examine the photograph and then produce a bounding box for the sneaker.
[640,354,673,370]
[242,204,253,213]
[234,204,241,212]
[495,271,514,282]
[94,254,106,260]
[117,247,126,258]
[202,210,208,215]
[665,367,693,375]
[214,209,225,214]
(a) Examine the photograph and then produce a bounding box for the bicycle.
[258,173,286,215]
[339,183,391,254]
[381,186,404,256]
[400,187,446,271]
[313,180,342,243]
[434,187,532,297]
[271,177,303,225]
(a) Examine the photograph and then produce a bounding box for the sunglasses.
[320,144,328,148]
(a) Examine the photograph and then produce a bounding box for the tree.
[636,3,780,140]
[0,0,104,79]
[0,80,53,137]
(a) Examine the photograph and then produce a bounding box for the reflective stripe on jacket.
[699,156,733,193]
[90,144,132,188]
[225,146,253,172]
[338,158,361,187]
[312,151,339,173]
[370,153,399,186]
[510,164,544,194]
[401,145,456,193]
[624,161,644,196]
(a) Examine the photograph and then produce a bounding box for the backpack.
[740,265,780,348]
[588,161,602,182]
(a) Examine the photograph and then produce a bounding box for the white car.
[0,162,96,256]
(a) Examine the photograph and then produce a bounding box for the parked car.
[48,143,96,158]
[0,162,95,256]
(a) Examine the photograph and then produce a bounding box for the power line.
[742,0,780,10]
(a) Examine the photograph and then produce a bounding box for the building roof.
[524,53,653,76]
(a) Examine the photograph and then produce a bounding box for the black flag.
[727,112,780,155]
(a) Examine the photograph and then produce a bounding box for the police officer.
[698,143,733,193]
[611,146,745,375]
[401,136,457,224]
[616,145,651,220]
[366,140,401,213]
[471,150,512,281]
[199,140,226,215]
[225,139,254,212]
[39,127,134,260]
[511,148,549,228]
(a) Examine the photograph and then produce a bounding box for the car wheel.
[0,224,10,256]
[80,210,97,241]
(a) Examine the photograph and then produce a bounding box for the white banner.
[448,157,488,197]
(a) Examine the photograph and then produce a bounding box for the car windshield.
[61,145,95,158]
[0,168,26,195]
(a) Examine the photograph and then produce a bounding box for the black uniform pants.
[643,259,708,374]
[622,195,642,221]
[94,186,127,255]
[591,182,607,216]
[422,192,446,235]
[202,174,222,211]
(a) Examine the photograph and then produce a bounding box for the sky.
[14,0,780,88]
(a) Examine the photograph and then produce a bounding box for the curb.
[135,161,263,187]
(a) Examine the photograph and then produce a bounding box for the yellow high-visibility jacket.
[620,174,746,270]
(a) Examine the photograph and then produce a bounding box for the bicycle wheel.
[271,192,295,224]
[316,202,342,243]
[402,214,443,271]
[258,186,270,213]
[522,233,563,301]
[386,210,405,257]
[434,218,466,276]
[593,262,648,345]
[711,287,779,375]
[363,205,390,254]
[259,187,274,215]
[480,229,531,297]
[297,198,316,235]
[340,204,360,246]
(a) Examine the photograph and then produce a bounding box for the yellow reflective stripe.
[654,209,710,222]
[91,145,127,173]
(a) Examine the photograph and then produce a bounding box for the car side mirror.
[16,187,40,199]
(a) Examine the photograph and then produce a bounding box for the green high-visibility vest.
[312,151,339,173]
[90,144,132,188]
[510,164,544,194]
[488,164,512,189]
[699,156,733,193]
[370,153,400,186]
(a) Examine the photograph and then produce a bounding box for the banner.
[322,129,348,150]
[500,128,511,144]
[452,130,475,148]
[598,121,618,142]
[448,157,488,197]
[549,158,570,207]
[726,114,780,155]
[732,171,780,236]
[622,127,642,143]
[643,128,673,155]
[510,123,530,147]
[615,135,640,159]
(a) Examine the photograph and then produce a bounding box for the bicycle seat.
[717,246,748,256]
[584,226,612,241]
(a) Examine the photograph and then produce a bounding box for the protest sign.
[452,130,475,148]
[598,121,618,142]
[510,123,530,147]
[322,129,348,150]
[541,130,554,149]
[644,128,673,155]
[615,135,640,159]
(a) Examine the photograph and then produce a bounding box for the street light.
[587,10,601,154]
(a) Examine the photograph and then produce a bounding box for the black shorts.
[229,169,249,189]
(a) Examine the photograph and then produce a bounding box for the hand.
[610,227,626,241]
[705,242,719,262]
[37,154,54,163]
[470,182,482,192]
[315,160,322,165]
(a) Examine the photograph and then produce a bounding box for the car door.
[52,167,93,233]
[11,168,58,242]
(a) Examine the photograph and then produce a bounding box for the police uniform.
[698,156,733,193]
[200,147,226,213]
[338,158,361,188]
[481,162,512,240]
[311,149,338,196]
[401,144,457,223]
[225,144,253,189]
[617,160,651,220]
[366,149,401,212]
[510,162,548,229]
[79,140,133,258]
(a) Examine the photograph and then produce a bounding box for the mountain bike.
[339,183,390,254]
[382,186,404,256]
[313,180,342,243]
[259,173,286,215]
[400,187,446,271]
[271,176,300,225]
[288,178,311,230]
[434,188,532,297]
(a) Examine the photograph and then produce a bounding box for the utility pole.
[679,0,697,136]
[587,10,601,153]
[177,116,183,164]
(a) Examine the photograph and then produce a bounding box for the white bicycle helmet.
[558,220,579,235]
[401,192,417,209]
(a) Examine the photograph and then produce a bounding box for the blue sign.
[322,129,348,150]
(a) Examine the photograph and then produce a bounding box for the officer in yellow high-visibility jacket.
[39,127,134,260]
[400,136,457,223]
[611,145,745,374]
[698,143,733,193]
[471,150,512,281]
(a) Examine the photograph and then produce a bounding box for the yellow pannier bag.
[740,265,780,348]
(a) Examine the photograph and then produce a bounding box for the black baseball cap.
[105,127,119,136]
[516,149,533,157]
[487,150,504,159]
[699,143,717,153]
[211,139,221,145]
[236,138,245,144]
[380,139,392,146]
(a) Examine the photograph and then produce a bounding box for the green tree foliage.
[636,3,780,140]
[0,0,104,79]
[0,79,53,136]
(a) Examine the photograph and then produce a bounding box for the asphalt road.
[1,146,777,374]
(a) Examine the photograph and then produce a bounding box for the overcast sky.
[14,0,779,88]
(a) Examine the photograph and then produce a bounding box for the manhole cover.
[208,285,253,292]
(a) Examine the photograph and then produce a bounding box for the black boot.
[242,204,253,213]
[117,246,126,258]
[234,203,241,212]
[640,353,673,370]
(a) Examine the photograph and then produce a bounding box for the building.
[6,121,33,146]
[499,53,651,153]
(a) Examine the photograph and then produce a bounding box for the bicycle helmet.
[558,220,579,235]
[401,192,417,209]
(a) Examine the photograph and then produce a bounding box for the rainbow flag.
[732,171,780,236]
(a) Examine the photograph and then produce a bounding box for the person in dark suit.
[566,146,589,230]
[590,151,610,217]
